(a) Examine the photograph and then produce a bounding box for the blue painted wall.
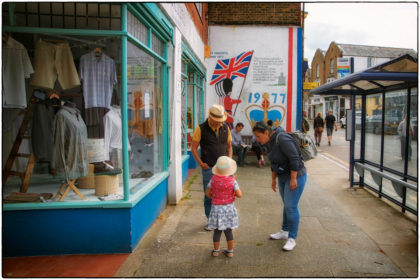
[130,178,168,248]
[188,150,199,169]
[182,156,190,184]
[3,208,131,257]
[3,179,169,257]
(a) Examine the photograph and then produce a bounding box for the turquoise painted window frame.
[181,42,206,152]
[2,2,173,210]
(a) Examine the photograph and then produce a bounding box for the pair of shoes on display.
[94,161,115,173]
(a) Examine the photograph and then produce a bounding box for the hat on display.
[208,104,227,122]
[212,156,237,177]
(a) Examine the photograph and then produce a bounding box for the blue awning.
[310,54,418,95]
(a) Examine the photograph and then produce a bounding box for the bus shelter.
[311,54,418,215]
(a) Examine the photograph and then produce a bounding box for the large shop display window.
[127,41,164,189]
[2,32,124,203]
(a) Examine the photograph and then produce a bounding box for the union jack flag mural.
[209,51,254,86]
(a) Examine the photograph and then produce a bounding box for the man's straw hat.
[208,104,227,122]
[212,156,237,177]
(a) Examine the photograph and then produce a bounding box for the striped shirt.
[80,52,117,109]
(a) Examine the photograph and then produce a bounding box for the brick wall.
[311,49,326,85]
[208,3,301,26]
[324,42,342,81]
[185,3,208,45]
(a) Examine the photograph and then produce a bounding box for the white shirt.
[2,37,34,108]
[103,106,131,160]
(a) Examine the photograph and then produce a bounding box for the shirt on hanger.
[2,36,34,108]
[103,106,130,160]
[79,52,117,109]
[52,105,89,180]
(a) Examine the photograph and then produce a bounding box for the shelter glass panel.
[383,90,406,174]
[127,41,164,190]
[364,93,382,164]
[407,88,418,178]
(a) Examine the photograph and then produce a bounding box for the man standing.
[191,104,233,230]
[324,110,338,146]
[397,116,414,160]
[231,122,248,167]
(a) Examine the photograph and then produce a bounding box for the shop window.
[151,32,164,57]
[127,11,147,45]
[383,90,406,173]
[7,2,121,30]
[2,32,124,203]
[364,93,382,164]
[354,96,362,161]
[316,64,320,79]
[127,41,164,190]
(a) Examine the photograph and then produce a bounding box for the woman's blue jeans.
[277,173,307,239]
[202,168,213,218]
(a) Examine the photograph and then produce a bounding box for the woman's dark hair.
[267,119,273,126]
[252,121,269,133]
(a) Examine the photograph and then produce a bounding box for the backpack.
[277,130,317,161]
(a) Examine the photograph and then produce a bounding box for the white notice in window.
[144,91,150,118]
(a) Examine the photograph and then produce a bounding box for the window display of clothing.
[2,36,34,108]
[129,90,154,139]
[30,39,80,90]
[103,105,130,161]
[51,103,89,180]
[79,51,117,109]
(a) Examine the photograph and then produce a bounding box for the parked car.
[365,114,400,135]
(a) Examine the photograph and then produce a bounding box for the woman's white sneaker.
[269,230,289,240]
[282,238,296,251]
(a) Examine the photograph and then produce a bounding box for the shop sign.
[303,82,318,90]
[337,58,350,78]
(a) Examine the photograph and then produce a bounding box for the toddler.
[205,156,242,258]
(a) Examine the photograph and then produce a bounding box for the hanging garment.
[79,51,117,109]
[84,107,108,138]
[2,36,34,108]
[30,39,80,90]
[32,101,55,162]
[104,106,122,160]
[51,104,89,180]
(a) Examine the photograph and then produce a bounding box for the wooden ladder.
[3,96,37,193]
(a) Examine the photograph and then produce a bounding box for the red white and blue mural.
[206,26,303,134]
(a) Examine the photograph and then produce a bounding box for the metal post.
[360,94,366,187]
[350,94,356,186]
[402,87,411,213]
[121,4,130,201]
[379,90,386,197]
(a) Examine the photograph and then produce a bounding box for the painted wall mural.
[206,26,303,135]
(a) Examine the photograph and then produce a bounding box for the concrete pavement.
[115,142,417,277]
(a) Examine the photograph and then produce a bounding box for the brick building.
[308,41,417,120]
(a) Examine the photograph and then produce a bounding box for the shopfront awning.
[310,54,418,96]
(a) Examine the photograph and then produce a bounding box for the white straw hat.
[212,156,237,177]
[208,104,227,122]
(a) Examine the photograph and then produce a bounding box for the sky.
[304,2,418,65]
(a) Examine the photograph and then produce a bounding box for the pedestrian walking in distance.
[313,112,324,146]
[205,156,242,258]
[253,122,307,251]
[324,110,338,146]
[191,104,233,231]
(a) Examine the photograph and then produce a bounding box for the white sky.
[304,2,418,65]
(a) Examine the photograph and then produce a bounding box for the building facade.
[308,41,417,120]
